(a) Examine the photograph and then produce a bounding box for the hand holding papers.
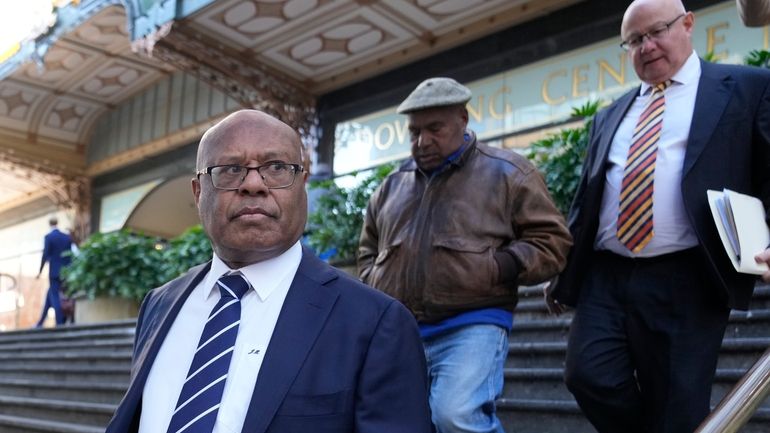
[707,189,770,275]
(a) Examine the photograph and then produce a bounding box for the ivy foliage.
[62,225,212,301]
[159,225,214,282]
[306,163,396,263]
[526,101,602,215]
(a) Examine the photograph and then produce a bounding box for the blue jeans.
[423,324,509,433]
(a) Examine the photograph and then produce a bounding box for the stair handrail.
[695,347,770,433]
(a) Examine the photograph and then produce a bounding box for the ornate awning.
[0,0,583,234]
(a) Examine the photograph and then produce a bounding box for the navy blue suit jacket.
[552,60,770,310]
[105,248,433,433]
[41,228,72,279]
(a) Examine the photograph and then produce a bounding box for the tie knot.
[217,274,250,300]
[653,80,672,94]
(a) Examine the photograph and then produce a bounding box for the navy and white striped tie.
[166,273,250,433]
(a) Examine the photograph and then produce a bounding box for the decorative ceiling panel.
[379,0,522,31]
[0,5,173,173]
[0,82,48,128]
[73,59,157,102]
[192,0,344,48]
[37,96,103,143]
[185,0,583,92]
[262,7,411,79]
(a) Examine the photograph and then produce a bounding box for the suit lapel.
[683,60,734,178]
[590,88,638,181]
[122,263,210,418]
[241,249,339,433]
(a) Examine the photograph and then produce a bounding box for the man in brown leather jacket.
[358,77,572,433]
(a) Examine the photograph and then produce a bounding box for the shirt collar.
[203,240,303,302]
[639,50,700,96]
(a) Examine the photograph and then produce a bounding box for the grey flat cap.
[397,77,472,114]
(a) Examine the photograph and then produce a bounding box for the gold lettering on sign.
[597,53,626,92]
[542,69,567,105]
[572,64,589,98]
[467,96,484,123]
[374,123,395,150]
[706,22,729,61]
[394,119,409,144]
[489,86,512,119]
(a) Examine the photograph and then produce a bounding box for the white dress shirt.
[139,241,302,433]
[595,51,701,257]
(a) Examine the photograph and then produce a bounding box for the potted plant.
[62,225,212,323]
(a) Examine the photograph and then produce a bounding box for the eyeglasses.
[620,13,685,51]
[197,163,304,190]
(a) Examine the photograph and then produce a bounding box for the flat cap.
[396,77,472,114]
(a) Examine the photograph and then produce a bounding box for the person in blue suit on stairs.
[36,216,73,327]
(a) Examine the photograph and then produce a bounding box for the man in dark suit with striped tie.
[105,109,433,433]
[546,0,770,432]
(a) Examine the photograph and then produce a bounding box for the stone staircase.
[0,320,134,433]
[498,284,770,433]
[1,285,769,433]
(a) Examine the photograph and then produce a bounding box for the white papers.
[707,189,770,275]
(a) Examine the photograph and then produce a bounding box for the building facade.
[0,0,754,329]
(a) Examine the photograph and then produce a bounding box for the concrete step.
[510,309,770,343]
[0,363,130,383]
[0,395,115,428]
[0,322,135,347]
[0,414,103,433]
[506,338,770,370]
[502,367,770,409]
[495,398,770,433]
[0,337,134,354]
[0,377,127,404]
[0,350,132,370]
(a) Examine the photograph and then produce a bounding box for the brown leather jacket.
[358,133,572,322]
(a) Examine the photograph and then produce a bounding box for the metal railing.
[696,347,770,433]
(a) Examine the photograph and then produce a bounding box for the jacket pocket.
[276,389,353,417]
[426,236,496,302]
[368,240,405,299]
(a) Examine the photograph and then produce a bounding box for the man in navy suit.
[547,0,770,432]
[36,217,73,327]
[105,110,433,433]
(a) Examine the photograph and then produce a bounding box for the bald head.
[622,0,686,37]
[621,0,694,84]
[196,110,304,171]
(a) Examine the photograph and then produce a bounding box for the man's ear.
[460,106,469,127]
[192,177,201,207]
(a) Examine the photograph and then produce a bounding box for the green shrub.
[62,230,165,301]
[159,225,213,280]
[526,101,601,215]
[63,225,212,301]
[306,163,396,263]
[746,49,770,68]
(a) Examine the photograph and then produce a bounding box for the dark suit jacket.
[40,228,72,279]
[105,248,432,433]
[552,60,770,310]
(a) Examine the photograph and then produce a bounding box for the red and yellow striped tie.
[617,80,672,253]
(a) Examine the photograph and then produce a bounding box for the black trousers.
[564,248,730,433]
